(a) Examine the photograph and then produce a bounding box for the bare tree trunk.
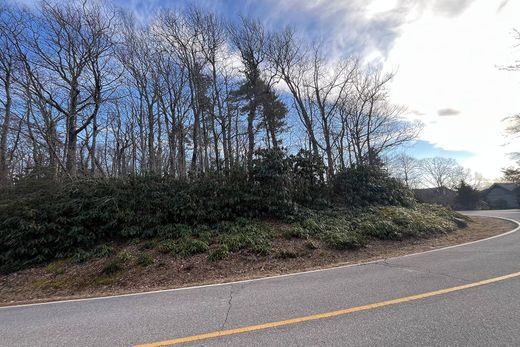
[0,69,11,185]
[247,108,255,173]
[147,100,155,174]
[322,117,334,179]
[211,112,220,172]
[189,79,200,174]
[89,120,98,175]
[178,125,186,178]
[201,111,210,172]
[65,130,77,176]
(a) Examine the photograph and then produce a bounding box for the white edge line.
[2,214,519,310]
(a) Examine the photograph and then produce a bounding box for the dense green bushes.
[454,180,482,210]
[355,204,459,240]
[291,204,461,247]
[332,164,415,208]
[0,149,426,273]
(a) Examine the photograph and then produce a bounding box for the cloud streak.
[437,108,460,116]
[111,0,480,63]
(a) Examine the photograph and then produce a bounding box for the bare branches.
[1,2,421,183]
[419,157,467,189]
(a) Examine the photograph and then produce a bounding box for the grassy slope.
[3,204,467,292]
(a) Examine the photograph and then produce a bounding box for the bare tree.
[342,68,421,166]
[118,16,161,174]
[305,47,358,179]
[11,0,116,177]
[419,157,467,189]
[389,153,421,188]
[156,9,211,175]
[267,28,320,157]
[228,17,267,172]
[0,4,17,185]
[189,7,228,172]
[0,3,423,184]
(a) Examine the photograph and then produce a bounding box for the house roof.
[495,183,518,191]
[482,183,519,194]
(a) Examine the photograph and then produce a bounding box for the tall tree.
[0,5,16,185]
[0,3,422,184]
[228,17,266,173]
[12,0,115,177]
[389,153,421,188]
[419,157,467,189]
[267,28,320,157]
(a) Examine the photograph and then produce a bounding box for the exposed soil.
[0,216,516,307]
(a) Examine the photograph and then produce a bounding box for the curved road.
[1,210,520,346]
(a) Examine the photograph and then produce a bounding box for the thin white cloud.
[11,0,519,179]
[384,0,520,179]
[437,108,460,116]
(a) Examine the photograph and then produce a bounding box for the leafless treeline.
[0,0,421,184]
[388,154,486,190]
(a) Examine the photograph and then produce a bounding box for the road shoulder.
[0,216,516,307]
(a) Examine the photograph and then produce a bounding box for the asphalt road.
[1,210,520,347]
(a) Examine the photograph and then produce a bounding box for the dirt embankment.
[0,216,515,306]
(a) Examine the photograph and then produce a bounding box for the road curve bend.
[1,210,520,347]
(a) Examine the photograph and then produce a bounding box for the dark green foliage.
[257,85,288,148]
[155,224,191,239]
[101,259,123,275]
[358,219,403,240]
[289,150,327,207]
[0,154,420,273]
[298,213,367,250]
[282,226,308,240]
[218,221,272,255]
[208,245,230,262]
[177,238,209,257]
[95,244,114,258]
[101,251,131,275]
[297,204,460,246]
[324,232,366,250]
[300,217,323,234]
[137,253,155,267]
[0,173,258,272]
[116,250,132,263]
[139,241,157,251]
[157,237,209,257]
[332,165,414,208]
[355,205,459,240]
[157,240,177,254]
[250,148,293,216]
[251,148,329,211]
[71,244,114,264]
[249,240,271,255]
[454,180,481,210]
[72,250,94,264]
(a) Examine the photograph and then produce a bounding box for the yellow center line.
[133,271,520,347]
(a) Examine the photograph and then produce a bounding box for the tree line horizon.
[2,0,466,187]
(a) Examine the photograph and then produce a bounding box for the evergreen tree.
[455,180,481,210]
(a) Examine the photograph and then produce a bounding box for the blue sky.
[108,0,520,179]
[110,0,520,179]
[407,140,473,161]
[116,0,406,58]
[13,0,520,179]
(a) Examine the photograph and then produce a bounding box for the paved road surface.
[1,210,520,346]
